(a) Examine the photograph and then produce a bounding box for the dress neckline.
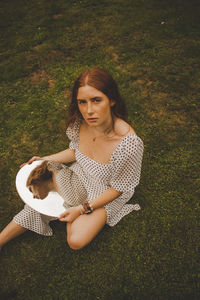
[77,133,137,166]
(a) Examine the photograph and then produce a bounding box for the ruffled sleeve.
[66,119,81,150]
[110,134,144,193]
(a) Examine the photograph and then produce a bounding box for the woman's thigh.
[66,207,107,250]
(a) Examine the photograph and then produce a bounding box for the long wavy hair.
[26,161,52,187]
[66,67,128,126]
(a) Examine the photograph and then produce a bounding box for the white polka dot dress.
[67,120,144,226]
[13,119,144,235]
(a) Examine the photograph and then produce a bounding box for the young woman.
[0,67,144,250]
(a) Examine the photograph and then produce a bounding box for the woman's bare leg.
[66,207,107,250]
[0,221,27,248]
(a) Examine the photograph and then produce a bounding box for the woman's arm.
[20,148,76,168]
[90,187,121,209]
[59,187,121,223]
[42,148,76,164]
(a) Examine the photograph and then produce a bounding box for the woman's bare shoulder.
[114,118,136,136]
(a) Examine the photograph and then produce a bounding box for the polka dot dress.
[13,120,144,235]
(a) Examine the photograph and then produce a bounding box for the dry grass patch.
[48,79,56,88]
[63,88,71,99]
[150,109,186,125]
[52,14,63,19]
[112,52,119,61]
[30,69,48,85]
[46,50,65,62]
[145,92,188,126]
[133,79,146,86]
[34,44,42,51]
[20,132,39,151]
[30,69,56,88]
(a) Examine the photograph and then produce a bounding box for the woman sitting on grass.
[0,67,144,250]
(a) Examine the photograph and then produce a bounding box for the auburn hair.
[26,161,52,187]
[67,67,128,126]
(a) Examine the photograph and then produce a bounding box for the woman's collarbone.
[79,138,119,164]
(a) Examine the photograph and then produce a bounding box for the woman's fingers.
[59,211,69,218]
[59,210,69,222]
[19,156,42,168]
[59,217,67,222]
[59,207,82,223]
[19,162,27,168]
[28,156,42,164]
[59,216,69,222]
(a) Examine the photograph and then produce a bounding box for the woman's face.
[77,85,115,128]
[29,182,49,200]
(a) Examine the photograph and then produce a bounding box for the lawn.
[0,0,199,299]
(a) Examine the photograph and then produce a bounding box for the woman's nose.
[87,102,94,114]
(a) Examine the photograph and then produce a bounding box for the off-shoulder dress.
[13,120,144,236]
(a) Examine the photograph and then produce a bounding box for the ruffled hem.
[13,205,57,236]
[105,204,141,227]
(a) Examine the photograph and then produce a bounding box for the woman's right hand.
[20,156,43,168]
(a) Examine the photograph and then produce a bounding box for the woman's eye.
[92,98,101,103]
[78,100,87,104]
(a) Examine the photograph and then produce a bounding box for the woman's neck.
[86,117,115,137]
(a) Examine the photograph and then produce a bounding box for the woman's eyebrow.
[77,97,101,101]
[91,96,102,100]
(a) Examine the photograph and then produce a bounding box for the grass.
[0,0,199,299]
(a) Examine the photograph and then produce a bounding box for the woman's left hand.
[59,206,82,223]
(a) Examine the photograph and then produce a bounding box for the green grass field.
[0,0,199,299]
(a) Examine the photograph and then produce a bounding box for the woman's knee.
[67,234,86,250]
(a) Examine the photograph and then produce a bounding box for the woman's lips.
[87,118,98,122]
